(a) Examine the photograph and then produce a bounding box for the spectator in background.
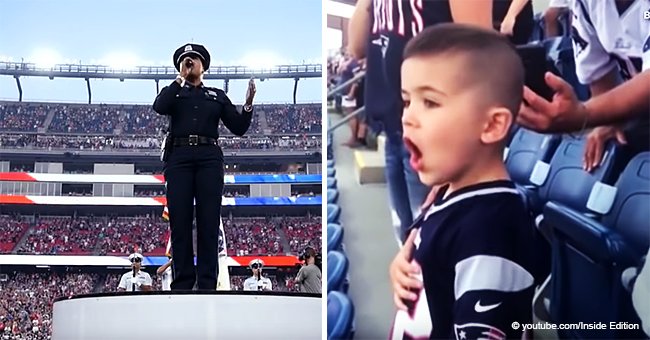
[348,0,498,245]
[495,0,534,45]
[543,0,571,38]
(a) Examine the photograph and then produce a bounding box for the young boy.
[389,24,548,339]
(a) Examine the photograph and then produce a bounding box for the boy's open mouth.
[403,137,423,171]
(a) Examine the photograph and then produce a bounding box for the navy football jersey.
[391,180,548,339]
[364,0,452,134]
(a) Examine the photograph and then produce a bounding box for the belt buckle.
[188,135,199,146]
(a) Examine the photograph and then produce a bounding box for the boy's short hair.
[403,23,524,119]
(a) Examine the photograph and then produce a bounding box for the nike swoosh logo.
[474,300,502,313]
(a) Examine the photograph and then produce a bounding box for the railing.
[327,71,366,134]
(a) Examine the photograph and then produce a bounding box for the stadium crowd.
[16,217,99,255]
[280,216,322,254]
[0,102,49,132]
[223,218,283,256]
[0,133,320,151]
[0,272,98,339]
[263,104,321,134]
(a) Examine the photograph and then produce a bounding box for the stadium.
[0,2,324,338]
[326,0,649,339]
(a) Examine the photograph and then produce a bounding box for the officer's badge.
[185,45,192,51]
[207,90,218,97]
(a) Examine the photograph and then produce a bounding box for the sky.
[0,0,323,104]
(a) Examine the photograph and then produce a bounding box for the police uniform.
[153,43,254,290]
[118,253,153,292]
[243,259,272,291]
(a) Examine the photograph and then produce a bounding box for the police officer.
[243,259,272,291]
[153,43,256,290]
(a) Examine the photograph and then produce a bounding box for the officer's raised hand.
[245,78,256,105]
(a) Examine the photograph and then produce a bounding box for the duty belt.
[173,135,217,146]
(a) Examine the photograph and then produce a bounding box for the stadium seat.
[327,251,349,292]
[543,152,650,339]
[328,223,344,251]
[327,291,354,340]
[328,177,337,189]
[327,204,341,224]
[327,159,335,168]
[526,136,630,215]
[505,128,561,188]
[327,167,336,178]
[327,189,339,204]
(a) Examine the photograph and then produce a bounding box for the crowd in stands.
[279,216,322,254]
[16,217,99,255]
[223,218,283,256]
[0,102,49,132]
[0,216,30,253]
[48,104,118,134]
[1,215,321,257]
[263,104,321,134]
[0,101,314,136]
[97,216,168,255]
[0,272,97,339]
[0,268,305,339]
[0,133,320,151]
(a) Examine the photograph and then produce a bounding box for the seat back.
[327,251,349,292]
[328,223,344,251]
[327,204,341,224]
[536,137,628,213]
[327,177,337,189]
[327,291,354,340]
[550,153,650,339]
[327,189,339,204]
[506,128,560,185]
[601,152,650,253]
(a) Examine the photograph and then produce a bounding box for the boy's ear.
[481,107,512,144]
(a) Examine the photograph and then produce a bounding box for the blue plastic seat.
[327,251,349,292]
[327,167,336,178]
[543,152,650,339]
[328,223,344,251]
[327,204,341,224]
[327,291,354,340]
[327,189,339,204]
[526,136,630,215]
[505,128,561,187]
[327,177,337,189]
[327,159,335,168]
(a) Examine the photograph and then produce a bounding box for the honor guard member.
[157,255,173,291]
[118,253,153,292]
[153,43,256,290]
[243,259,273,291]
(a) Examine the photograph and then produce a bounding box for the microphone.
[132,267,137,292]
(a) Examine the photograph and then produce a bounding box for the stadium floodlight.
[29,48,62,69]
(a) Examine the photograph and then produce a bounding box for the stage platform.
[52,291,322,340]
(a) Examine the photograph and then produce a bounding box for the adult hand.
[517,72,588,133]
[583,126,627,172]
